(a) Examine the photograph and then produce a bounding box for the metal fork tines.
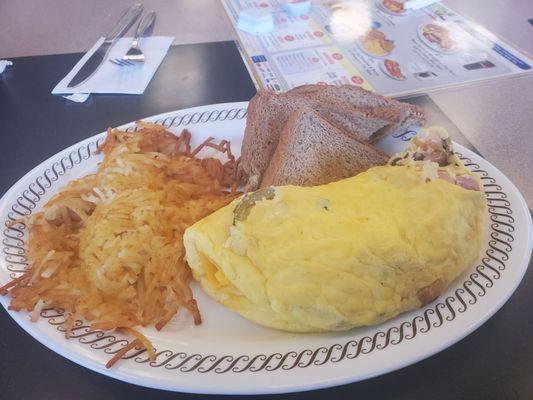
[109,58,136,66]
[109,11,156,66]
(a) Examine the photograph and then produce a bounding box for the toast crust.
[240,85,425,190]
[261,108,389,187]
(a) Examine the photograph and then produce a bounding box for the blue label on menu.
[251,55,267,63]
[492,44,531,70]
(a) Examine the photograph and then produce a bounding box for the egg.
[183,165,486,332]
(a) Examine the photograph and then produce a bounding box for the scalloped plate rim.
[0,102,531,394]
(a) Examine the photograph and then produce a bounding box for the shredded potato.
[0,123,239,367]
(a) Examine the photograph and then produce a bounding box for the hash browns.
[0,122,239,367]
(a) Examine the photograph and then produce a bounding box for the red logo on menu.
[284,35,295,41]
[351,76,364,84]
[300,15,309,20]
[332,53,343,60]
[259,2,268,8]
[314,31,324,38]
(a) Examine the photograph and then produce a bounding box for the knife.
[67,3,144,88]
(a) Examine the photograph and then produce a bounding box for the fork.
[109,11,156,66]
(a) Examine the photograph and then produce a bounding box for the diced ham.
[425,150,449,166]
[413,129,443,152]
[455,174,481,191]
[412,128,452,166]
[437,170,455,184]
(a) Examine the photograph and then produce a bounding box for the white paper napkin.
[0,60,13,74]
[63,93,91,103]
[52,36,174,96]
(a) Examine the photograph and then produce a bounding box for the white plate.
[1,102,531,394]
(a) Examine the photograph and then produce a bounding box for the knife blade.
[67,3,144,88]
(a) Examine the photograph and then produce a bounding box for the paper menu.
[271,46,374,91]
[221,0,532,97]
[260,14,333,52]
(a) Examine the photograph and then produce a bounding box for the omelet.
[183,131,486,333]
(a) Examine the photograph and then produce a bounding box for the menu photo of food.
[380,59,407,80]
[418,22,460,54]
[375,0,409,16]
[358,28,395,58]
